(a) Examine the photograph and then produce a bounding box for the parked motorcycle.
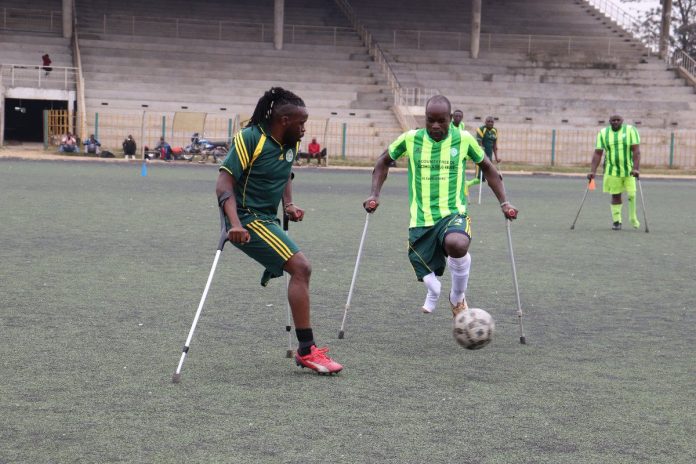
[185,133,228,163]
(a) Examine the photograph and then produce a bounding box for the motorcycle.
[185,133,228,164]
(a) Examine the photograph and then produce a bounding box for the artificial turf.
[1,159,694,463]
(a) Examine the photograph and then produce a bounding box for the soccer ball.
[453,308,495,350]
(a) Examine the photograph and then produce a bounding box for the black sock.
[295,328,315,356]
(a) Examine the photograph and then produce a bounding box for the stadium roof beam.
[471,0,481,59]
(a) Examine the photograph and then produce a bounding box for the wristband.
[217,191,233,207]
[500,201,511,208]
[284,202,294,211]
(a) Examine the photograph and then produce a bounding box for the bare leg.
[284,252,312,328]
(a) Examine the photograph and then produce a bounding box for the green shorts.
[603,174,636,195]
[228,211,299,286]
[407,213,472,281]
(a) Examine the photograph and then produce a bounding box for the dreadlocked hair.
[246,87,305,128]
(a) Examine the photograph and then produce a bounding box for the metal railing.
[0,64,77,90]
[670,49,696,78]
[48,109,696,168]
[334,0,417,130]
[584,0,652,51]
[85,14,356,47]
[0,7,62,34]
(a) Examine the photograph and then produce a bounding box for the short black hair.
[426,94,452,114]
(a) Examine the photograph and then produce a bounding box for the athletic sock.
[295,328,315,356]
[628,194,639,225]
[422,272,441,313]
[611,204,623,223]
[448,253,471,306]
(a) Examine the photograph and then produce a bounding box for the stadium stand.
[348,0,696,129]
[73,0,401,154]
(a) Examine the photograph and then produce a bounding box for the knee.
[444,239,469,258]
[286,253,311,280]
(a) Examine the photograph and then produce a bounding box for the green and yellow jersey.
[595,124,640,177]
[220,124,298,218]
[450,121,466,132]
[476,126,498,157]
[388,128,485,228]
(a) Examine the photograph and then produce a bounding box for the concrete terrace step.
[78,37,366,58]
[83,75,383,94]
[81,67,378,86]
[79,53,374,74]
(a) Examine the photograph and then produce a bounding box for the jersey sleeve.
[463,132,485,164]
[220,129,255,181]
[595,130,606,151]
[388,131,409,160]
[475,127,484,144]
[629,126,640,146]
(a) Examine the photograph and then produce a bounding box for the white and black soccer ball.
[453,308,495,350]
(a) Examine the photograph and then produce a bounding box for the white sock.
[422,272,441,313]
[448,254,471,305]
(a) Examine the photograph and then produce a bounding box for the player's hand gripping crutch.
[636,177,650,233]
[502,203,527,345]
[570,177,595,230]
[172,207,228,383]
[338,200,376,339]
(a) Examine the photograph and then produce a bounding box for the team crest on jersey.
[285,149,294,162]
[450,148,459,157]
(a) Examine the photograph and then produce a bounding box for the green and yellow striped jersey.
[595,124,640,177]
[220,124,298,218]
[476,126,498,156]
[388,127,485,228]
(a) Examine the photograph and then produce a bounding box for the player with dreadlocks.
[216,87,343,374]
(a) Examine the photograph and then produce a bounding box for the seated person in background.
[308,138,322,164]
[59,132,78,153]
[297,138,326,165]
[122,134,137,160]
[83,134,101,155]
[154,136,172,161]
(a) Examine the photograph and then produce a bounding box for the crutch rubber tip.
[286,349,293,358]
[520,336,527,345]
[172,372,182,383]
[338,330,345,339]
[570,225,575,230]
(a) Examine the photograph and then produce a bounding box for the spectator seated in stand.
[59,132,79,153]
[83,134,101,155]
[297,138,327,165]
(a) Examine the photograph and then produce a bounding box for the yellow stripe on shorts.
[247,221,293,260]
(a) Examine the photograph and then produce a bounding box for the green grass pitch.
[1,160,695,463]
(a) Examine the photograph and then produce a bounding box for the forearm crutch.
[338,208,373,339]
[172,208,228,383]
[505,217,527,345]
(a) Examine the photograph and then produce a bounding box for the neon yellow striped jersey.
[450,121,465,131]
[388,127,485,228]
[595,124,640,177]
[220,124,298,217]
